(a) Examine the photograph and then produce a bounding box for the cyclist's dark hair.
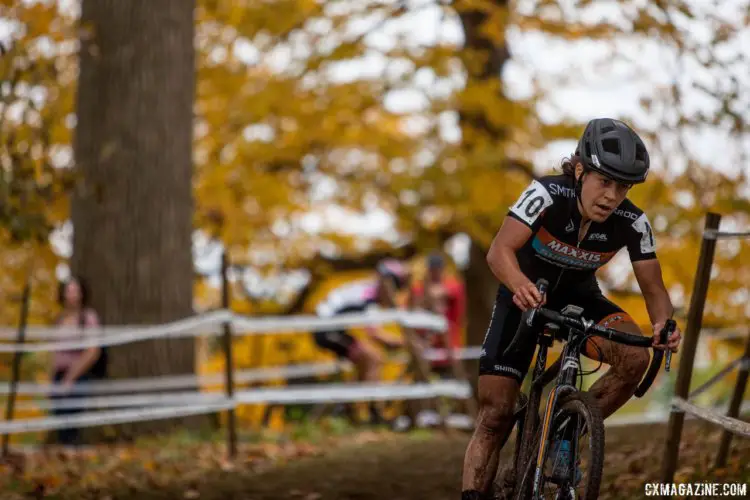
[561,154,583,178]
[57,275,91,308]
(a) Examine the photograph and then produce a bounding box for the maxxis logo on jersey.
[532,228,617,270]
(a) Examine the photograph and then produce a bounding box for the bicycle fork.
[532,342,581,497]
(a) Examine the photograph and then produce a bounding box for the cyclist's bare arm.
[632,258,682,351]
[487,217,544,310]
[365,326,403,349]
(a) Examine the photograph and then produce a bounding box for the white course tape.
[2,361,353,396]
[605,401,750,428]
[0,380,471,435]
[234,380,472,405]
[1,346,483,397]
[230,309,447,334]
[20,390,225,411]
[0,309,447,353]
[0,310,233,353]
[0,401,234,436]
[0,309,233,341]
[423,346,482,361]
[17,380,472,412]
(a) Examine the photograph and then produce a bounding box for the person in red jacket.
[411,252,466,378]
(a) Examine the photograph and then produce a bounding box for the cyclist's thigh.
[313,329,356,359]
[479,286,536,385]
[563,289,645,364]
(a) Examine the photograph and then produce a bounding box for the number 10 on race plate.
[645,482,747,497]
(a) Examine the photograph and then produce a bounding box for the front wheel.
[517,392,604,500]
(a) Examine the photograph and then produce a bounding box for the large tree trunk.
[70,0,204,437]
[464,239,497,352]
[457,0,511,380]
[462,239,498,396]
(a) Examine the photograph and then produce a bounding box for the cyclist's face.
[576,166,631,222]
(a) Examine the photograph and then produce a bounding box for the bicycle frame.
[530,321,589,497]
[511,297,673,499]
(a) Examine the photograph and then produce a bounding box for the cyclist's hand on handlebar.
[512,281,546,312]
[652,320,682,353]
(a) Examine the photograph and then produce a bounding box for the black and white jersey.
[506,174,657,292]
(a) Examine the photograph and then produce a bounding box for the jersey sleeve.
[626,213,658,261]
[507,179,555,231]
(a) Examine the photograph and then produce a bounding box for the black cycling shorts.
[479,284,635,384]
[313,330,358,359]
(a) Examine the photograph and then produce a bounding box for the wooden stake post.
[714,332,750,468]
[2,277,32,458]
[220,251,238,458]
[660,212,721,483]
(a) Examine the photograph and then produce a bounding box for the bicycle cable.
[577,334,605,390]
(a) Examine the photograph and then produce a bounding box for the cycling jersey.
[314,280,379,358]
[507,173,657,293]
[315,280,378,317]
[480,173,655,382]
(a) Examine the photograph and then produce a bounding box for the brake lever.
[661,319,676,373]
[526,279,549,327]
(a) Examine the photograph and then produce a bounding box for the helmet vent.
[601,125,616,133]
[602,138,620,155]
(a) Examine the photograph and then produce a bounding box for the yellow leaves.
[517,17,615,40]
[453,0,503,16]
[477,6,510,45]
[0,2,77,248]
[327,42,366,63]
[199,0,323,39]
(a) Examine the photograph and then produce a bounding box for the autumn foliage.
[0,0,748,439]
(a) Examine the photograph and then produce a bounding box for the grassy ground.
[0,418,748,500]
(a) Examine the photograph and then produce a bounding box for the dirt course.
[3,419,749,499]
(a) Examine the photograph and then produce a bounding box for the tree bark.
[70,0,204,438]
[463,239,498,386]
[457,0,511,381]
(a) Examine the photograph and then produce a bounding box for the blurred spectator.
[410,252,466,378]
[49,276,103,446]
[313,259,407,423]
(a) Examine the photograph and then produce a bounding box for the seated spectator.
[49,276,103,446]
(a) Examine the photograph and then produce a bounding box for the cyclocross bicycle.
[494,279,675,500]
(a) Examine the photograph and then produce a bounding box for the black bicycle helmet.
[576,118,650,184]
